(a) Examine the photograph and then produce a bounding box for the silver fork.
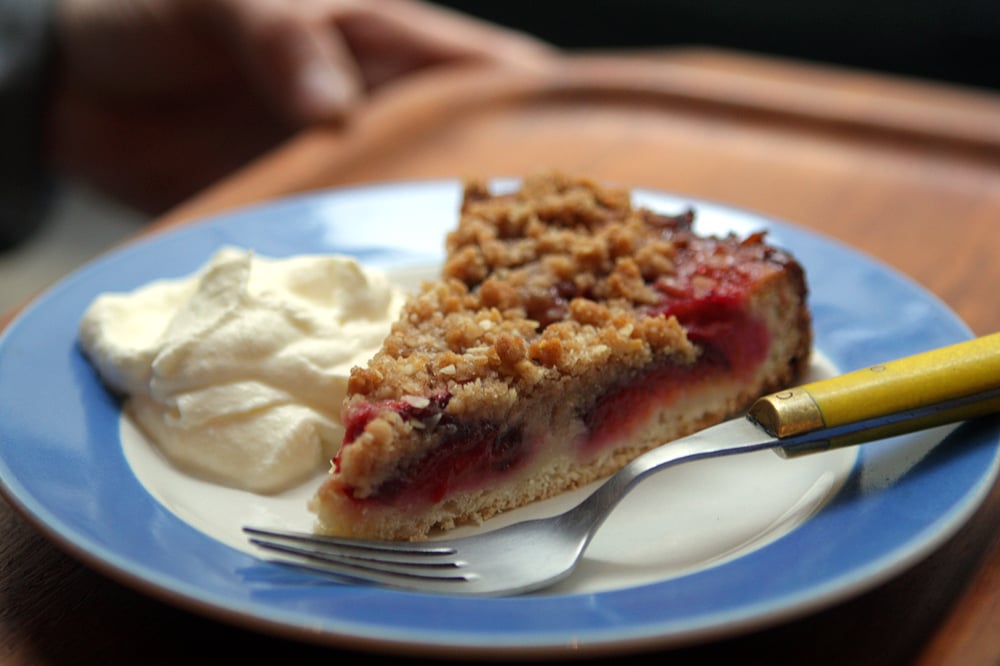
[246,334,1000,596]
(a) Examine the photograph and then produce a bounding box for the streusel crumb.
[347,172,699,406]
[318,171,811,539]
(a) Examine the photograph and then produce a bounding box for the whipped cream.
[79,247,405,494]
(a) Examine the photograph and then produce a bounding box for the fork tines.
[243,526,473,586]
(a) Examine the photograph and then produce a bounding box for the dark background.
[432,0,1000,91]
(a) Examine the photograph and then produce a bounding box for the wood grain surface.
[2,48,999,665]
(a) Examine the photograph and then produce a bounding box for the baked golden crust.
[311,172,811,540]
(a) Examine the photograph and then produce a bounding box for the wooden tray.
[3,48,999,665]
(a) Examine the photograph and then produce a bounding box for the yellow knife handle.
[748,332,1000,449]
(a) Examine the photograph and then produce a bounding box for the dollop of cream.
[79,247,405,494]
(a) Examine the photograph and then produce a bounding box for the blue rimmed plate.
[0,180,997,658]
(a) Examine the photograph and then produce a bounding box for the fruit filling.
[585,310,769,453]
[339,393,530,506]
[338,289,769,509]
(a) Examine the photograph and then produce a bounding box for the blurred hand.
[46,0,553,213]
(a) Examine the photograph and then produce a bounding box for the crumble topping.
[346,173,704,410]
[338,172,802,496]
[316,172,811,537]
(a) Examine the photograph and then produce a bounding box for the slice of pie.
[310,173,812,540]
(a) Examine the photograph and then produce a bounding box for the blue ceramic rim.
[0,179,995,657]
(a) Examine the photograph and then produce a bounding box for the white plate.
[1,180,997,658]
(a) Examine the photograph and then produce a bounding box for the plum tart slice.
[310,173,812,540]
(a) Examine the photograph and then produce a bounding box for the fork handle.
[748,332,1000,452]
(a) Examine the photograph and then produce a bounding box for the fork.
[245,333,1000,596]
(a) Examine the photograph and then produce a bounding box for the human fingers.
[209,0,365,124]
[337,0,556,87]
[202,0,554,123]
